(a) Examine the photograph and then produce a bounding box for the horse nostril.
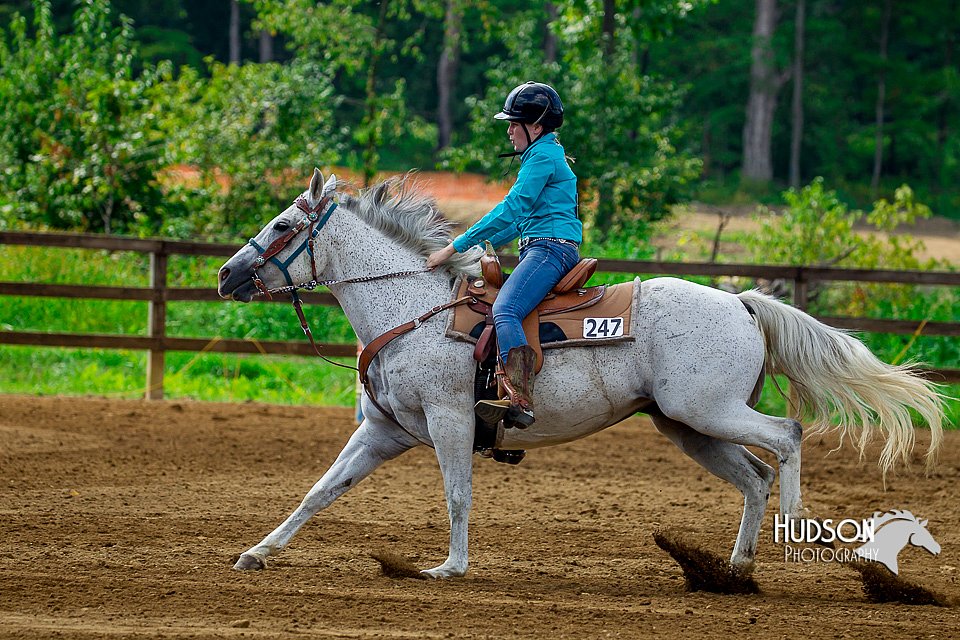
[219,267,230,283]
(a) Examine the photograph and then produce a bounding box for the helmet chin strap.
[496,105,550,163]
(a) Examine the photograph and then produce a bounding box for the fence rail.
[1,230,958,396]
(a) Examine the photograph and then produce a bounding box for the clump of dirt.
[369,549,425,580]
[653,528,760,595]
[844,560,952,606]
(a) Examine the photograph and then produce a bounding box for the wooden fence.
[1,230,958,399]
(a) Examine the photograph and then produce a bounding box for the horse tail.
[737,289,945,477]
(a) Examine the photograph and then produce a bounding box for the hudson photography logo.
[774,509,941,574]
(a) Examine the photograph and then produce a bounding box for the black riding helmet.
[494,82,564,160]
[494,81,564,130]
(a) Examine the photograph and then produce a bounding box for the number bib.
[583,317,624,339]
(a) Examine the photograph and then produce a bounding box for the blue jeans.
[493,239,580,362]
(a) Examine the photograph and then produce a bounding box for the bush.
[0,0,169,234]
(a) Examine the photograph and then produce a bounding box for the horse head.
[908,518,941,556]
[218,168,338,302]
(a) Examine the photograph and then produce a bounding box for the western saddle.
[456,251,616,372]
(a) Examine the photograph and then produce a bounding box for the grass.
[0,346,358,406]
[0,245,358,406]
[0,244,956,427]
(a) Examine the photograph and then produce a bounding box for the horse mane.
[871,509,917,529]
[337,174,482,277]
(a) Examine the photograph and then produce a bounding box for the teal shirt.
[452,133,581,253]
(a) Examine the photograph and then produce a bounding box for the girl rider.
[426,81,582,429]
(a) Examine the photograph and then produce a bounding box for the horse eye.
[273,220,290,232]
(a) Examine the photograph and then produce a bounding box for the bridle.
[243,192,475,446]
[247,193,436,301]
[247,194,337,300]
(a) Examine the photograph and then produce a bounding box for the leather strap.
[256,196,330,263]
[358,295,475,385]
[355,295,475,446]
[473,309,496,362]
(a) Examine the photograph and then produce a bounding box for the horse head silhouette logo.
[854,510,940,574]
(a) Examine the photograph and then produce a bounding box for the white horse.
[217,169,945,579]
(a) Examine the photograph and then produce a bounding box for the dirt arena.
[1,395,957,638]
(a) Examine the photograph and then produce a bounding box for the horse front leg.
[234,418,417,570]
[420,403,475,579]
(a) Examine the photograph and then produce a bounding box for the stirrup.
[504,405,535,429]
[492,449,526,465]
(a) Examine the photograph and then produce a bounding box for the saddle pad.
[446,276,637,350]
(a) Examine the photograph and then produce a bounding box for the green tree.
[0,0,169,233]
[445,1,703,243]
[745,177,948,316]
[250,0,439,183]
[148,58,342,238]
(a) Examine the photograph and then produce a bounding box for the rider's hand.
[426,244,456,270]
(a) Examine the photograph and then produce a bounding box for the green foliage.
[743,178,957,383]
[0,245,355,341]
[0,346,357,405]
[0,0,170,233]
[149,58,342,238]
[249,0,375,76]
[0,244,357,405]
[746,178,943,273]
[0,1,350,240]
[443,2,703,243]
[251,0,443,183]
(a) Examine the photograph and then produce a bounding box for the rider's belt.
[518,236,579,251]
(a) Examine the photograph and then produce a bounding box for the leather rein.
[246,194,476,445]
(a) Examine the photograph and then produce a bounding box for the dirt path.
[1,395,956,638]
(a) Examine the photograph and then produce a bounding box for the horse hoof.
[420,563,467,579]
[233,552,267,571]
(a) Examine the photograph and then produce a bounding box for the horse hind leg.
[651,414,775,573]
[234,418,416,570]
[661,399,805,523]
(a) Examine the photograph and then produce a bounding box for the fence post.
[793,268,808,311]
[147,248,168,399]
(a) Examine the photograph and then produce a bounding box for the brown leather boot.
[474,345,536,429]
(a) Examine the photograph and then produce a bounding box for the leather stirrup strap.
[473,308,496,362]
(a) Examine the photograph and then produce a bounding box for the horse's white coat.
[217,170,945,578]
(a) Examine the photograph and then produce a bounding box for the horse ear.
[321,173,337,198]
[309,167,324,202]
[920,519,928,527]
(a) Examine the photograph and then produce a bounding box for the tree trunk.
[437,0,463,150]
[594,0,617,239]
[742,0,786,185]
[229,0,241,65]
[936,32,954,193]
[259,30,273,63]
[871,0,893,194]
[544,2,558,64]
[362,0,391,188]
[788,0,806,188]
[602,0,616,59]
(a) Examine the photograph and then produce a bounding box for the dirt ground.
[1,395,957,638]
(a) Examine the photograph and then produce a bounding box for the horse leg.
[660,400,804,525]
[420,404,474,579]
[651,413,775,573]
[233,418,417,570]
